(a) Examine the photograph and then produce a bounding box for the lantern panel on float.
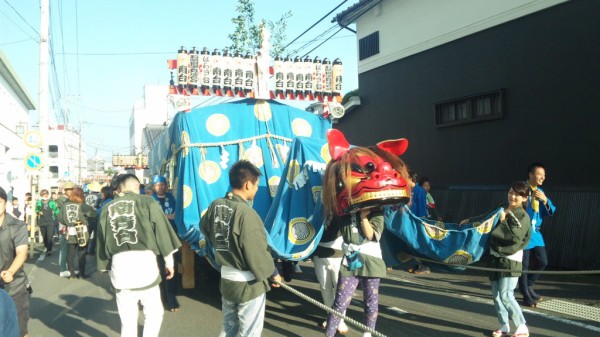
[166,29,343,103]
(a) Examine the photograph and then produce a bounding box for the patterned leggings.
[325,276,380,337]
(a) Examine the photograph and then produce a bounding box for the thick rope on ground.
[409,255,600,274]
[274,280,388,337]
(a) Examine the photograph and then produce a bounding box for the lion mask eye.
[336,178,344,192]
[364,162,375,174]
[352,162,375,176]
[351,163,364,174]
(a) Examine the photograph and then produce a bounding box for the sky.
[0,0,358,162]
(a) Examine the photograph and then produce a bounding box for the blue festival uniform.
[525,186,555,249]
[152,192,180,311]
[519,185,556,306]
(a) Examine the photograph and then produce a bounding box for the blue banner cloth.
[149,99,331,256]
[264,136,332,260]
[381,205,502,267]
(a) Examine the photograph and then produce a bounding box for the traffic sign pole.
[24,152,43,258]
[28,176,38,258]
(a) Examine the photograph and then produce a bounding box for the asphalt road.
[23,242,600,337]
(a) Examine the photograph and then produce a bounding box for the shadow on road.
[29,294,120,337]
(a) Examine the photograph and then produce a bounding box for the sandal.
[511,333,529,337]
[492,330,509,337]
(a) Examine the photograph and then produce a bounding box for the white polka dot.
[291,118,312,137]
[199,161,222,184]
[254,101,272,121]
[206,114,230,136]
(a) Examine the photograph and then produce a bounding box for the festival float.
[149,28,504,282]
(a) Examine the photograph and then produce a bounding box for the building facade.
[129,84,170,155]
[44,125,88,190]
[0,50,35,200]
[334,0,600,269]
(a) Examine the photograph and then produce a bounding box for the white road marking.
[387,306,409,315]
[386,274,600,333]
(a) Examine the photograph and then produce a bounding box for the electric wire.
[62,98,132,113]
[0,38,31,45]
[56,51,173,56]
[56,0,73,122]
[279,0,351,58]
[85,121,128,128]
[285,33,353,46]
[292,24,338,55]
[301,26,344,58]
[281,0,348,52]
[74,0,81,97]
[0,8,39,42]
[49,34,65,124]
[2,0,39,35]
[192,95,220,109]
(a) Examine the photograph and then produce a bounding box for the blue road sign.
[24,153,43,171]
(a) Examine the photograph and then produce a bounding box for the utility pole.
[38,0,49,187]
[30,0,50,258]
[78,121,82,184]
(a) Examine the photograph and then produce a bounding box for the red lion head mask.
[322,129,411,217]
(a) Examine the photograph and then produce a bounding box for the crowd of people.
[0,161,555,337]
[0,174,184,337]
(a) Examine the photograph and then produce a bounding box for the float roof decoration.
[167,28,343,108]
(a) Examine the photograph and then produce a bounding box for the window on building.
[359,31,379,61]
[49,166,59,179]
[435,89,504,127]
[49,145,59,158]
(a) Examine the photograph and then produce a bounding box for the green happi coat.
[96,192,181,272]
[488,207,532,280]
[338,210,387,278]
[201,193,277,303]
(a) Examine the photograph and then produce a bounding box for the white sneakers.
[337,320,349,334]
[59,270,78,277]
[513,324,529,337]
[321,320,349,334]
[294,264,303,273]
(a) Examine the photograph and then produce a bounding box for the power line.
[282,0,348,52]
[74,0,81,96]
[56,51,172,56]
[0,38,32,45]
[62,98,132,113]
[285,33,353,46]
[301,26,344,58]
[49,25,66,124]
[0,8,39,42]
[56,0,73,117]
[87,142,133,151]
[85,121,129,128]
[293,24,338,55]
[2,0,39,35]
